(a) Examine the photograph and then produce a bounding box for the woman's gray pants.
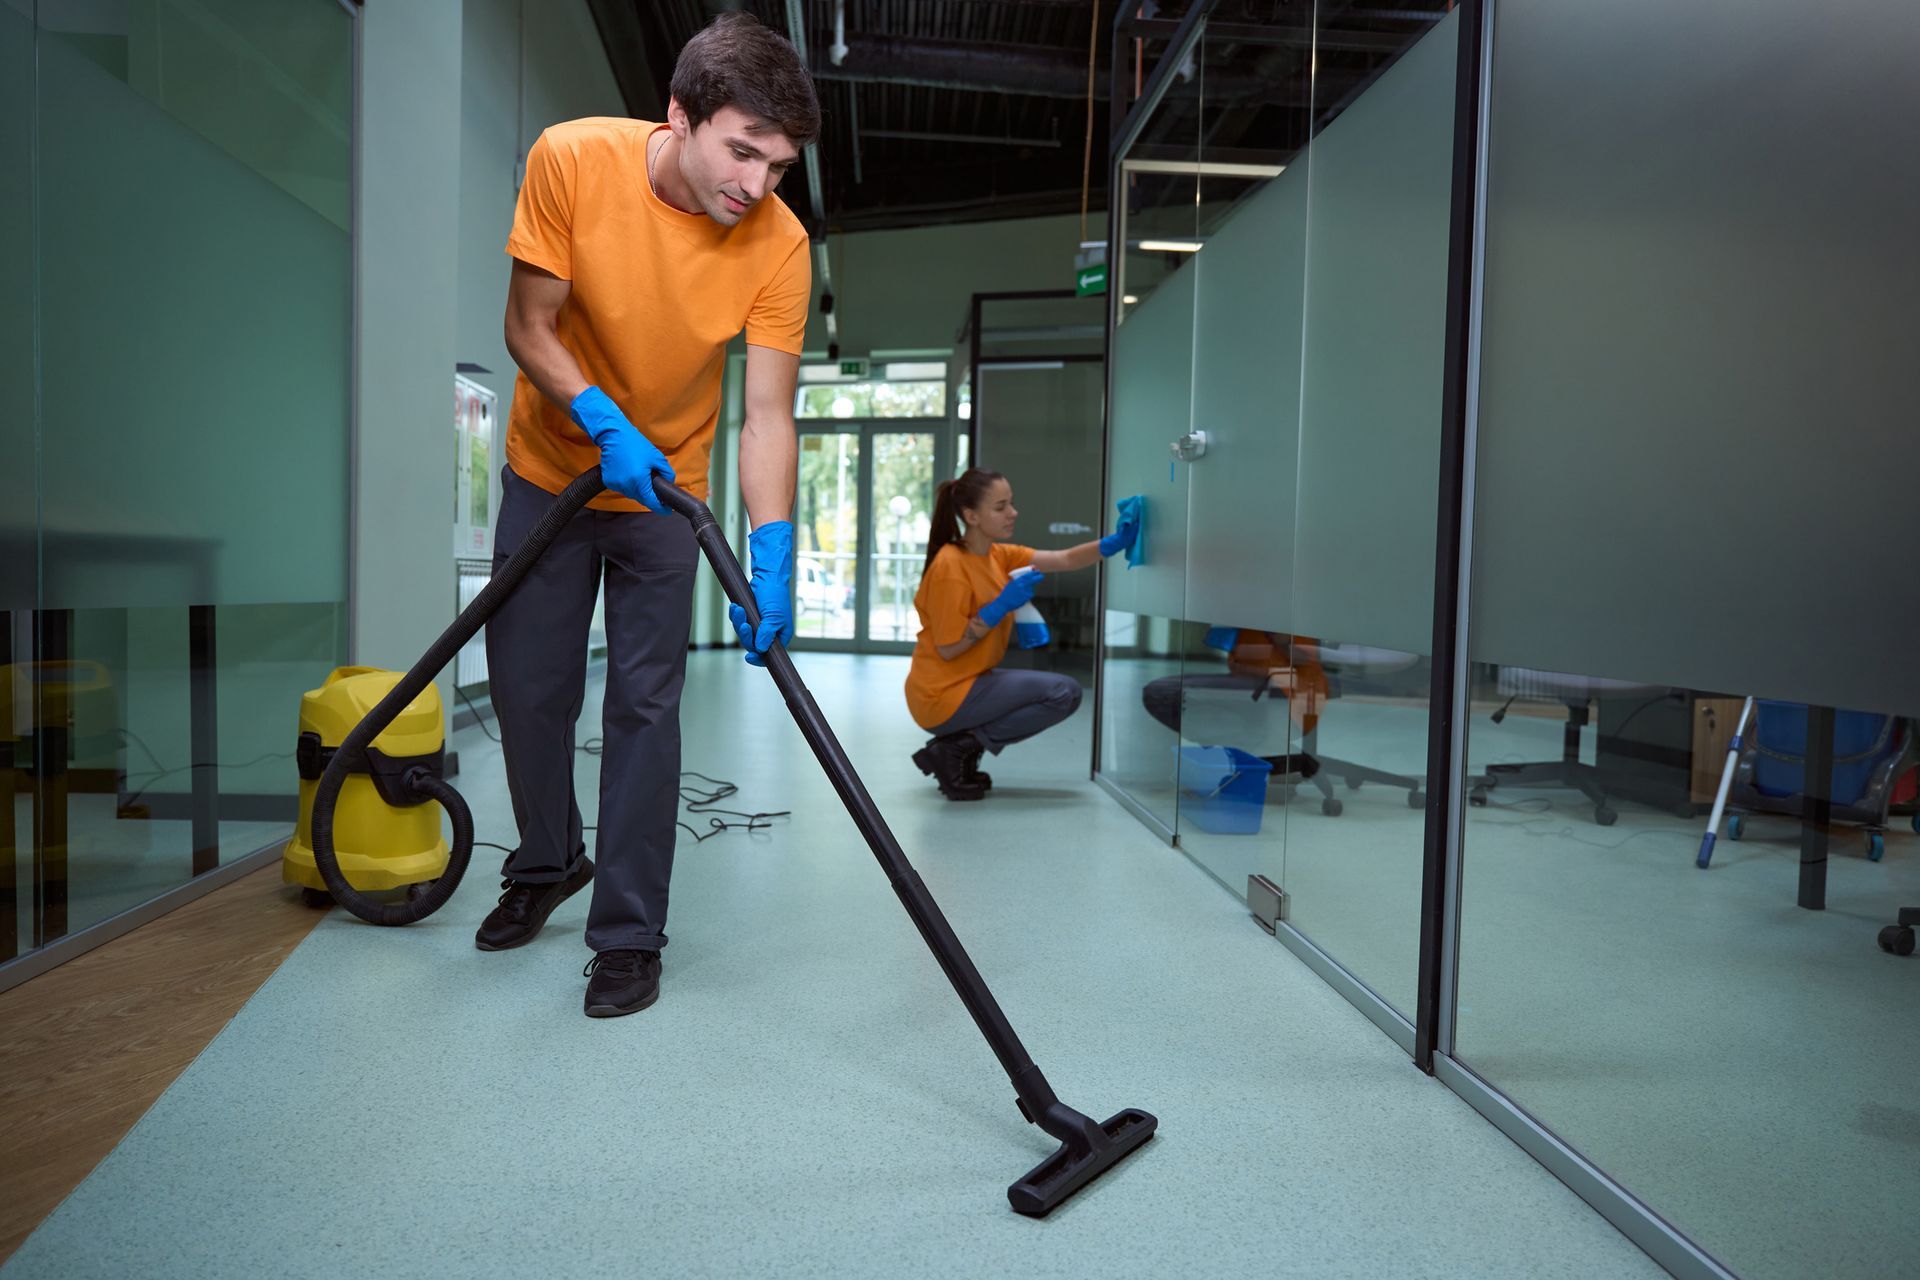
[929,668,1083,754]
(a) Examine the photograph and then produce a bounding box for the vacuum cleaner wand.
[307,468,1155,1212]
[652,478,1157,1216]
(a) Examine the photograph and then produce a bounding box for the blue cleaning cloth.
[1115,494,1146,569]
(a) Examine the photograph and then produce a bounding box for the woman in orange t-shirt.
[905,468,1139,800]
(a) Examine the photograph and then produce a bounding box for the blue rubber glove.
[728,520,795,667]
[1098,507,1141,558]
[977,570,1044,629]
[570,386,675,513]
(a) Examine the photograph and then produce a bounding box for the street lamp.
[888,494,912,640]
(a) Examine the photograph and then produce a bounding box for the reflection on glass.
[7,1,352,965]
[795,433,860,641]
[1457,0,1920,1270]
[1455,662,1920,1280]
[1159,626,1298,898]
[1270,638,1433,1017]
[1098,611,1184,833]
[867,433,935,644]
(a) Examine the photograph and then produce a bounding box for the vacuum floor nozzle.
[1007,1108,1158,1217]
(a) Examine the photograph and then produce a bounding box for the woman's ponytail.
[922,468,1004,573]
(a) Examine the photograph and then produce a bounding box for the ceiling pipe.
[829,0,848,65]
[782,0,836,353]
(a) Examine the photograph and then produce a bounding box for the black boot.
[961,743,992,791]
[912,734,987,801]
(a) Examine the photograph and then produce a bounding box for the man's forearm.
[505,317,592,413]
[738,414,797,528]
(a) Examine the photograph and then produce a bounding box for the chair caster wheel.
[1867,832,1886,862]
[1469,788,1488,808]
[1728,815,1746,841]
[1595,806,1618,827]
[1407,790,1425,809]
[1878,925,1915,956]
[301,888,334,909]
[1322,797,1344,817]
[1343,776,1361,791]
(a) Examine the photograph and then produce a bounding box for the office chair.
[1471,666,1678,826]
[1293,642,1433,811]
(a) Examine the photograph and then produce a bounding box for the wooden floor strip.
[0,865,325,1264]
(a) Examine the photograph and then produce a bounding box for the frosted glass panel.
[0,5,33,609]
[37,27,350,611]
[1293,15,1454,656]
[8,2,354,968]
[1104,264,1196,624]
[1185,173,1306,632]
[1472,0,1920,716]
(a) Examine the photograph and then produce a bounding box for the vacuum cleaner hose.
[307,467,607,926]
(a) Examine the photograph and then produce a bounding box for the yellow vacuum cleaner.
[282,666,455,908]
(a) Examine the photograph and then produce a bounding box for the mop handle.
[1697,696,1755,869]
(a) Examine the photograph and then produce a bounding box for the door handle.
[1170,429,1209,461]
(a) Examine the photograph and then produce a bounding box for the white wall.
[456,0,624,438]
[804,213,1089,356]
[353,0,463,677]
[355,0,622,689]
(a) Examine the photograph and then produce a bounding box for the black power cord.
[455,688,789,853]
[114,729,296,809]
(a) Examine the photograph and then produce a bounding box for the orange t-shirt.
[904,542,1037,729]
[503,118,811,510]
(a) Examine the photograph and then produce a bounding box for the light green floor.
[4,653,1663,1280]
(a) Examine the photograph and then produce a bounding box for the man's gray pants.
[930,667,1083,754]
[485,466,695,954]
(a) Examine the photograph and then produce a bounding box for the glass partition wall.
[3,1,356,980]
[1096,2,1920,1277]
[1100,2,1453,1033]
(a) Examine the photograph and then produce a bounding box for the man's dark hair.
[671,12,820,147]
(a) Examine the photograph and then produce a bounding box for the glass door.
[793,429,861,644]
[792,423,942,653]
[865,431,936,649]
[1095,15,1202,839]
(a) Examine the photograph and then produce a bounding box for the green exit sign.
[839,358,869,377]
[1075,263,1108,297]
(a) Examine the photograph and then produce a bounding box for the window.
[795,379,946,420]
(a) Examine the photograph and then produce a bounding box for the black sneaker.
[912,734,987,801]
[473,856,594,952]
[584,948,662,1018]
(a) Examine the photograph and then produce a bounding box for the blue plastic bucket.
[1175,745,1273,834]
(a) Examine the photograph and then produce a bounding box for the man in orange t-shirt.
[477,14,816,1019]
